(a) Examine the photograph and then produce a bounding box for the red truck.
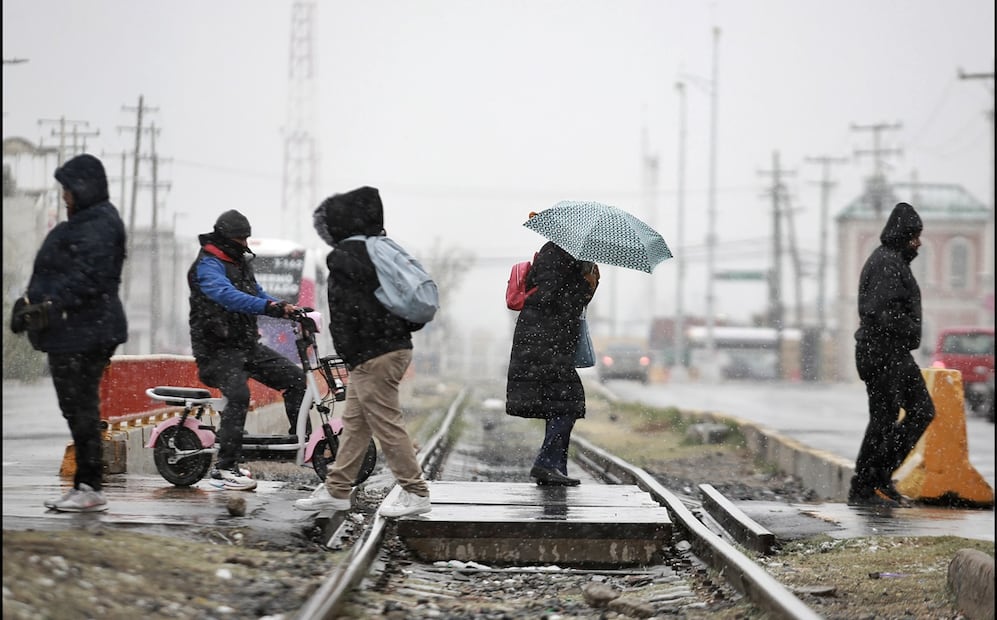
[930,326,994,420]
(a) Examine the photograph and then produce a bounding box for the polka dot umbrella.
[524,201,673,273]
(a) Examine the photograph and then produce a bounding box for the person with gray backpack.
[296,186,434,518]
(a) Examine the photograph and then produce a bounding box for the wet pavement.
[2,379,326,542]
[1,468,320,547]
[736,500,995,543]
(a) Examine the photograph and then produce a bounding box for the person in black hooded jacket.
[295,186,432,518]
[849,201,935,507]
[21,153,128,513]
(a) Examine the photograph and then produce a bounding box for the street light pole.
[673,80,688,380]
[705,26,720,381]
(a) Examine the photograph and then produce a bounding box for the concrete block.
[685,423,729,444]
[948,548,994,620]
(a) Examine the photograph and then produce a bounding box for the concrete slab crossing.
[396,481,672,566]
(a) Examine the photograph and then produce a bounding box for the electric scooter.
[144,308,378,487]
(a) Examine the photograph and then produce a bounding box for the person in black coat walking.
[20,153,128,513]
[296,186,432,518]
[849,201,935,507]
[506,236,599,486]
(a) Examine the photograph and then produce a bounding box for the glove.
[582,262,600,293]
[263,301,288,318]
[11,298,51,334]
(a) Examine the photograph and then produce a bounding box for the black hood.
[880,202,923,261]
[54,154,110,211]
[312,186,385,245]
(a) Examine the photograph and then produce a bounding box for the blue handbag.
[574,311,595,368]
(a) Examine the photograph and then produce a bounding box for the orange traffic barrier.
[894,368,995,508]
[58,443,76,479]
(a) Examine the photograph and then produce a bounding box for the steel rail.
[571,435,821,620]
[295,388,469,620]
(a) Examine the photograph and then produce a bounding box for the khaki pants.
[325,349,429,499]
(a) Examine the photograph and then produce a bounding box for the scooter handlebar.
[290,307,322,334]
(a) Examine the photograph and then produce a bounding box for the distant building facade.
[834,181,993,381]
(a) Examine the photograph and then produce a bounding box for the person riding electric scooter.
[145,307,378,489]
[186,210,308,490]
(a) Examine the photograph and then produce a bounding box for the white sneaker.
[52,484,108,513]
[379,489,431,518]
[44,488,76,510]
[210,467,257,491]
[293,484,351,512]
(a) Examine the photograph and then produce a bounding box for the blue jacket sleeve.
[195,257,270,314]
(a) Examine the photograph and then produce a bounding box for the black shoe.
[530,466,580,486]
[877,482,913,507]
[847,486,900,508]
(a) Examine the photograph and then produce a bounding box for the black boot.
[530,466,580,486]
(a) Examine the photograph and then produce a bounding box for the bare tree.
[414,239,474,376]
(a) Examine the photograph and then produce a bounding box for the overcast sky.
[3,1,994,347]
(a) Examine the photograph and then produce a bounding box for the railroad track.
[295,385,821,620]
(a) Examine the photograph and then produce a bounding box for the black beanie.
[213,210,252,239]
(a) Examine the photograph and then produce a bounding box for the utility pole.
[783,193,804,329]
[704,25,720,381]
[641,121,659,339]
[673,80,688,379]
[37,117,97,222]
[758,151,793,379]
[851,121,902,217]
[100,150,130,217]
[139,122,172,352]
[958,66,995,305]
[805,154,848,380]
[118,95,157,306]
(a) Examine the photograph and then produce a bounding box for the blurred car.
[930,326,994,416]
[985,367,995,424]
[597,344,651,383]
[721,350,778,381]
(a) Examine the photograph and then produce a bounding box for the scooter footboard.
[146,415,216,449]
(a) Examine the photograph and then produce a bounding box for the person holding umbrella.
[508,201,672,485]
[506,215,601,485]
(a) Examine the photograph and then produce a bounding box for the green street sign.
[714,270,767,281]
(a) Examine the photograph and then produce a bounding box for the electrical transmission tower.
[282,1,320,244]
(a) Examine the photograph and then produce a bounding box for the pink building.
[835,181,993,381]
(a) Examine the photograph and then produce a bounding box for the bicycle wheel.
[311,436,378,486]
[153,425,212,487]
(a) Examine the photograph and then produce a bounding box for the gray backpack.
[345,235,439,324]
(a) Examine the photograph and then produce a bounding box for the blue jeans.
[534,414,576,475]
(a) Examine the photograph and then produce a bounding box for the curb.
[948,548,995,620]
[589,381,854,500]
